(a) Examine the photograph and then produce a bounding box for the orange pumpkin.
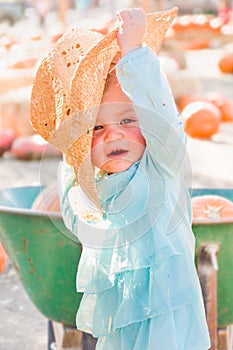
[192,195,233,220]
[171,14,222,36]
[210,96,233,122]
[30,35,42,41]
[51,33,63,45]
[208,17,224,33]
[171,21,184,32]
[91,18,115,35]
[172,16,191,32]
[181,100,221,138]
[0,242,7,274]
[31,181,60,213]
[190,14,210,30]
[176,93,205,112]
[176,94,206,112]
[184,38,210,50]
[11,134,61,160]
[0,35,18,50]
[8,58,38,70]
[218,54,233,74]
[0,129,16,156]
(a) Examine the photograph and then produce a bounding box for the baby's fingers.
[117,7,145,23]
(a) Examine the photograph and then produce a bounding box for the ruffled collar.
[95,161,140,206]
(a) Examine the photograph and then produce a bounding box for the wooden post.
[51,322,97,350]
[52,322,83,349]
[198,243,220,350]
[218,325,233,350]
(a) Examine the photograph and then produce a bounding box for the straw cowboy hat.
[30,7,178,214]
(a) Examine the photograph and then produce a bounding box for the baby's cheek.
[131,128,146,146]
[91,136,100,149]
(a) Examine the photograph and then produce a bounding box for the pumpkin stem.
[204,205,225,219]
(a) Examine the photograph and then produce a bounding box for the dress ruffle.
[76,252,203,336]
[58,159,210,349]
[76,226,190,293]
[58,160,210,349]
[94,300,210,350]
[76,254,210,350]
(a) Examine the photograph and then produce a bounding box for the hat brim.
[67,7,178,210]
[30,7,178,211]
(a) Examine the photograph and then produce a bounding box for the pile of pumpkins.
[164,14,233,140]
[0,32,64,159]
[169,13,233,50]
[1,13,233,150]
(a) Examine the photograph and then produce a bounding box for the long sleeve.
[116,47,188,177]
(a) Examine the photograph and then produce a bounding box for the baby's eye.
[120,118,136,125]
[93,125,103,131]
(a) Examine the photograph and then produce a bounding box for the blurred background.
[0,1,233,349]
[0,0,230,27]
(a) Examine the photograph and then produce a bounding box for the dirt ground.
[0,5,233,350]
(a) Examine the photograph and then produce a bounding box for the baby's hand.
[116,8,146,57]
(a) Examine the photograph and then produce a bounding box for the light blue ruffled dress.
[58,47,211,349]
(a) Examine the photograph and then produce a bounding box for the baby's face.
[91,83,146,174]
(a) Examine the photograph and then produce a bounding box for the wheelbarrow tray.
[192,188,233,327]
[0,186,82,327]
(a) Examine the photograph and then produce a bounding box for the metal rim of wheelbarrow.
[193,218,233,225]
[0,186,79,243]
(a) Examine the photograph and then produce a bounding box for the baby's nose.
[104,124,124,141]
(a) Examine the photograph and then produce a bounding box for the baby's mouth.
[107,149,129,158]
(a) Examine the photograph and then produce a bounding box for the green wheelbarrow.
[0,185,82,327]
[0,185,98,350]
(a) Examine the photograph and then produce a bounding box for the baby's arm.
[116,10,187,177]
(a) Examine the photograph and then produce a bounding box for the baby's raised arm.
[116,9,187,177]
[117,8,146,57]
